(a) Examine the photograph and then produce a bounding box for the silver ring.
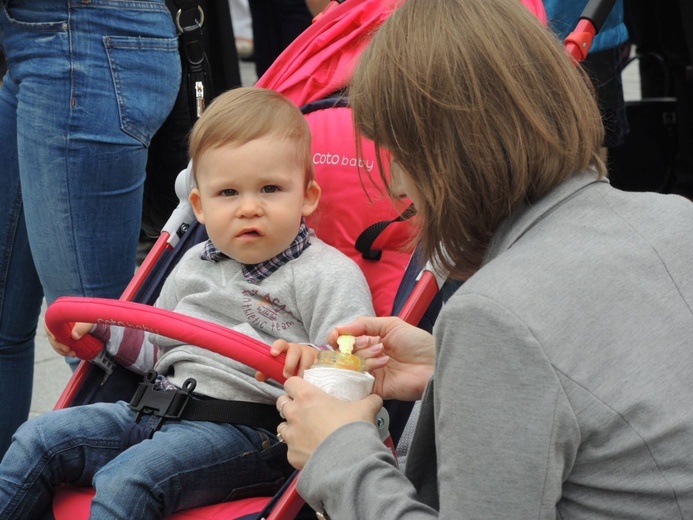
[277,422,287,443]
[175,6,205,33]
[278,397,290,419]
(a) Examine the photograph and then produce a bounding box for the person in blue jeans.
[0,1,181,457]
[0,87,376,519]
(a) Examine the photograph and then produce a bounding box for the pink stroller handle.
[45,296,288,384]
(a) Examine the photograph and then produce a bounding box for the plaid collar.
[200,220,312,284]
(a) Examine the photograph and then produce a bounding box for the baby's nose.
[236,195,263,217]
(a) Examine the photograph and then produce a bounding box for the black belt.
[128,370,282,433]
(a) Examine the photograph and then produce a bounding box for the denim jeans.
[0,0,181,456]
[0,401,291,519]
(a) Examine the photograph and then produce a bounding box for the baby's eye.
[261,185,280,194]
[220,189,238,197]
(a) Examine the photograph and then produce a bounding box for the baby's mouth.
[238,229,262,238]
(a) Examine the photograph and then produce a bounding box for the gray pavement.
[31,56,643,418]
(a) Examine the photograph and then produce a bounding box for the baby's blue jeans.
[0,401,290,519]
[0,0,181,456]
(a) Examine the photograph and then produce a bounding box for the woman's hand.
[329,316,435,401]
[277,377,383,469]
[45,322,94,358]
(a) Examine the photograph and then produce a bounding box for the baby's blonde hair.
[189,87,314,185]
[350,0,605,280]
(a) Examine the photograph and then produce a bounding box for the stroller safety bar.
[45,297,289,384]
[46,296,399,519]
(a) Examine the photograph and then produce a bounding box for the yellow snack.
[315,350,365,372]
[336,334,356,354]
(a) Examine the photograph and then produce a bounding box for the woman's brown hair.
[350,0,605,280]
[189,87,314,184]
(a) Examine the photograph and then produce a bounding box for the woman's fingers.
[327,316,400,347]
[277,394,292,419]
[279,377,385,468]
[363,354,390,373]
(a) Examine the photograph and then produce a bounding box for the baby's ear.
[189,189,206,224]
[302,180,321,217]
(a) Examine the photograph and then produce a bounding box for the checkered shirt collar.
[200,220,312,284]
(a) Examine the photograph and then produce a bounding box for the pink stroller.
[40,0,573,517]
[44,2,447,517]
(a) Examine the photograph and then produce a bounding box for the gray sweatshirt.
[153,236,375,403]
[298,171,693,519]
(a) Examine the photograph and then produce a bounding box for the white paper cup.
[303,366,375,401]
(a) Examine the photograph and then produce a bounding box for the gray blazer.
[298,171,693,519]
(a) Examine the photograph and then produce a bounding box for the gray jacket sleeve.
[297,293,580,519]
[297,421,438,518]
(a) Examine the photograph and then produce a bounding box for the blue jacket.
[543,0,628,53]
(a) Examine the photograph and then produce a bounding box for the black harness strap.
[300,95,349,115]
[123,371,281,449]
[355,203,417,260]
[180,399,281,433]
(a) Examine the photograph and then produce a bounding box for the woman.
[273,0,693,517]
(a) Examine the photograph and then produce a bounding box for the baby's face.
[190,136,319,265]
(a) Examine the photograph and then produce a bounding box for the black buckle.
[128,370,197,422]
[91,349,117,385]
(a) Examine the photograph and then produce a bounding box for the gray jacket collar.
[482,170,608,266]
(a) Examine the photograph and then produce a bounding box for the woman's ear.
[302,180,321,217]
[189,188,206,224]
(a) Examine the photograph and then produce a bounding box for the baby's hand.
[255,340,319,382]
[45,322,94,358]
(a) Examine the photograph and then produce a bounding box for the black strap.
[128,371,282,434]
[180,399,282,432]
[355,204,417,260]
[171,0,213,120]
[300,94,349,115]
[172,0,197,9]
